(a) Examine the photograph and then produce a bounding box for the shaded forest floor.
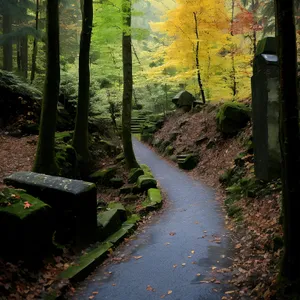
[152,104,283,299]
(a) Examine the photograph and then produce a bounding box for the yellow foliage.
[147,0,252,101]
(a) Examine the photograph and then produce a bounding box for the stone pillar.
[251,37,281,181]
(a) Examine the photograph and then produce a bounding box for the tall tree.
[72,0,93,170]
[122,0,139,169]
[33,0,60,175]
[2,3,13,71]
[193,12,205,104]
[275,0,300,284]
[30,0,39,83]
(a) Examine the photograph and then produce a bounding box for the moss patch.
[137,175,157,191]
[128,168,144,184]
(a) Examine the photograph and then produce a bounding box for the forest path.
[72,139,233,300]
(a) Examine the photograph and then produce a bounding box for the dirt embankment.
[153,104,283,299]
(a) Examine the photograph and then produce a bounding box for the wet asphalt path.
[72,139,233,300]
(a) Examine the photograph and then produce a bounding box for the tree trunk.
[21,36,28,78]
[122,0,139,169]
[193,12,206,104]
[231,48,237,96]
[33,0,60,175]
[3,13,13,71]
[31,0,39,84]
[72,0,93,170]
[230,0,235,36]
[275,0,300,283]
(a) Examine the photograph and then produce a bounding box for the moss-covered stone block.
[137,175,157,191]
[89,166,117,184]
[128,168,144,184]
[4,172,97,245]
[109,177,124,189]
[141,132,154,144]
[58,242,113,282]
[147,188,162,207]
[177,154,199,170]
[152,138,162,148]
[0,188,54,260]
[216,102,251,135]
[119,184,135,195]
[124,194,139,202]
[97,205,127,240]
[159,140,171,153]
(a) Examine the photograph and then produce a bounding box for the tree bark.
[21,36,28,78]
[33,0,60,175]
[31,0,39,83]
[3,13,13,71]
[122,0,139,169]
[72,0,93,170]
[231,48,237,96]
[275,0,300,282]
[193,12,206,104]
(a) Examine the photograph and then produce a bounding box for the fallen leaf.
[194,221,199,224]
[133,256,143,260]
[191,250,195,254]
[161,295,166,299]
[89,297,94,300]
[225,290,236,294]
[235,244,242,249]
[24,201,32,209]
[192,261,197,264]
[182,263,186,266]
[146,285,155,292]
[212,266,217,270]
[197,273,201,276]
[188,256,192,258]
[167,290,172,295]
[92,291,99,295]
[173,264,177,268]
[165,242,171,246]
[169,232,176,236]
[112,283,116,286]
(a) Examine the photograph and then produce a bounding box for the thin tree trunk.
[275,0,300,282]
[3,14,13,71]
[72,0,93,170]
[122,0,139,169]
[231,48,237,96]
[231,0,235,36]
[17,41,21,71]
[193,12,206,104]
[31,0,39,83]
[21,37,28,78]
[33,0,60,175]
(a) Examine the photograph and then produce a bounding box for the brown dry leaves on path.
[0,135,37,189]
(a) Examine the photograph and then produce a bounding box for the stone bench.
[4,172,97,245]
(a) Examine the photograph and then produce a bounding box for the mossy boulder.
[216,102,251,135]
[141,132,154,144]
[109,177,124,189]
[128,168,144,184]
[0,188,54,260]
[55,131,73,143]
[152,138,162,148]
[89,167,117,184]
[55,143,79,179]
[159,140,171,153]
[165,145,175,156]
[99,140,119,157]
[115,152,125,163]
[137,175,157,191]
[177,154,199,170]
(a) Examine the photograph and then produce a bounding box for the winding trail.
[72,139,233,300]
